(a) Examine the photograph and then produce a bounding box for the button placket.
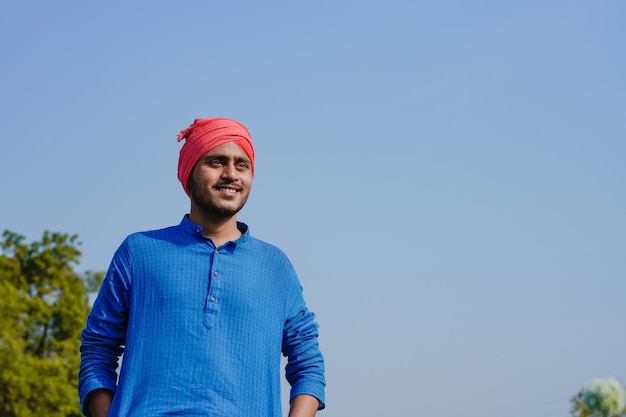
[204,248,222,329]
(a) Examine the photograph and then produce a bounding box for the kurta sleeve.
[78,239,132,416]
[281,269,326,410]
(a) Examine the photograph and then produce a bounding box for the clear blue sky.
[1,1,624,416]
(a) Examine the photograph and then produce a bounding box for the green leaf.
[0,230,104,416]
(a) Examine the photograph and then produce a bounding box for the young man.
[79,118,325,417]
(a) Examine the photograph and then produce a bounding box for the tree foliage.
[0,230,103,417]
[571,378,626,417]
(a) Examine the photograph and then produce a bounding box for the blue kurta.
[79,216,325,416]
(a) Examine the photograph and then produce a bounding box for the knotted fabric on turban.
[177,118,255,196]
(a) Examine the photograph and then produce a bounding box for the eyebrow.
[202,154,251,163]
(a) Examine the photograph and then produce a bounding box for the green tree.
[0,230,103,417]
[571,378,626,417]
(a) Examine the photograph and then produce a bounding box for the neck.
[188,208,242,247]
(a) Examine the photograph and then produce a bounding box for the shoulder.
[121,224,184,251]
[238,234,300,278]
[244,235,291,261]
[130,224,180,239]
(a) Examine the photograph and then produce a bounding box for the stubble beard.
[189,177,249,220]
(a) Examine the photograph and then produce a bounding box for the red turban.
[177,118,255,196]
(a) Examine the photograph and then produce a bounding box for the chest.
[128,244,287,326]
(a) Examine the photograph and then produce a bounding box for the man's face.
[188,141,253,219]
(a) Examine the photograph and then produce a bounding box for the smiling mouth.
[216,187,238,194]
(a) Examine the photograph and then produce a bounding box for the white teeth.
[218,188,237,194]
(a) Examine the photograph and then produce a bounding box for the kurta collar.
[179,215,250,246]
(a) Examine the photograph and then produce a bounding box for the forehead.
[203,141,250,160]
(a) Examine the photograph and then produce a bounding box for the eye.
[236,161,250,170]
[208,159,224,167]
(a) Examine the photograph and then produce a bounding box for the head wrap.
[177,117,255,196]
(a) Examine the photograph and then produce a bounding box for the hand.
[288,394,320,417]
[86,388,113,417]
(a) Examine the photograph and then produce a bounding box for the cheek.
[242,172,253,184]
[194,168,218,184]
[189,170,214,192]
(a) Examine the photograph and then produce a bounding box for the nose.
[220,162,238,180]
